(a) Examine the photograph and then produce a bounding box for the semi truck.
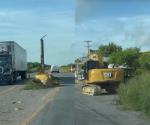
[0,41,27,83]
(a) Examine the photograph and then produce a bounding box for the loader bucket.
[35,73,50,85]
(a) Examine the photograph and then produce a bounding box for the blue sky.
[0,0,150,65]
[0,0,75,65]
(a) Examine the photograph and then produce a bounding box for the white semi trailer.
[0,41,27,83]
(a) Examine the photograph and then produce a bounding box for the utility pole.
[40,34,47,72]
[85,41,92,58]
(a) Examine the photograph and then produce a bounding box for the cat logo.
[103,72,112,78]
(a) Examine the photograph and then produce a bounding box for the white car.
[51,66,60,73]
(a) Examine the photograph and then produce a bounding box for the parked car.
[51,65,60,73]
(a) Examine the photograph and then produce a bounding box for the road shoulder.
[0,84,60,125]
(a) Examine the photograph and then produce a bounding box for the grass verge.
[24,76,60,90]
[61,66,70,73]
[118,71,150,116]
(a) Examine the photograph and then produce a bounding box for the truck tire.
[21,71,27,80]
[8,74,15,85]
[13,72,17,83]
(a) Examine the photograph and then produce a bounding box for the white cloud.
[116,15,150,49]
[0,10,74,36]
[116,15,150,23]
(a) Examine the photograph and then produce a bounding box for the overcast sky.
[0,0,150,65]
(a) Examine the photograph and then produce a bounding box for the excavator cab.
[83,60,105,80]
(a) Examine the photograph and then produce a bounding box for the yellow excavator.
[81,50,124,95]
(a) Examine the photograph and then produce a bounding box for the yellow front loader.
[35,72,49,85]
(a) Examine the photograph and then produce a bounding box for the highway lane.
[29,72,150,125]
[29,73,75,125]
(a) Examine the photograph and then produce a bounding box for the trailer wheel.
[21,71,27,80]
[8,74,14,85]
[13,72,17,83]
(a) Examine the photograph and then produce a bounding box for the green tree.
[98,42,122,56]
[27,62,41,72]
[139,52,150,69]
[109,47,140,68]
[27,62,51,72]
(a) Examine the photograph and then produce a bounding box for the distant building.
[102,56,110,63]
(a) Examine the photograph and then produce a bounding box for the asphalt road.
[29,72,150,125]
